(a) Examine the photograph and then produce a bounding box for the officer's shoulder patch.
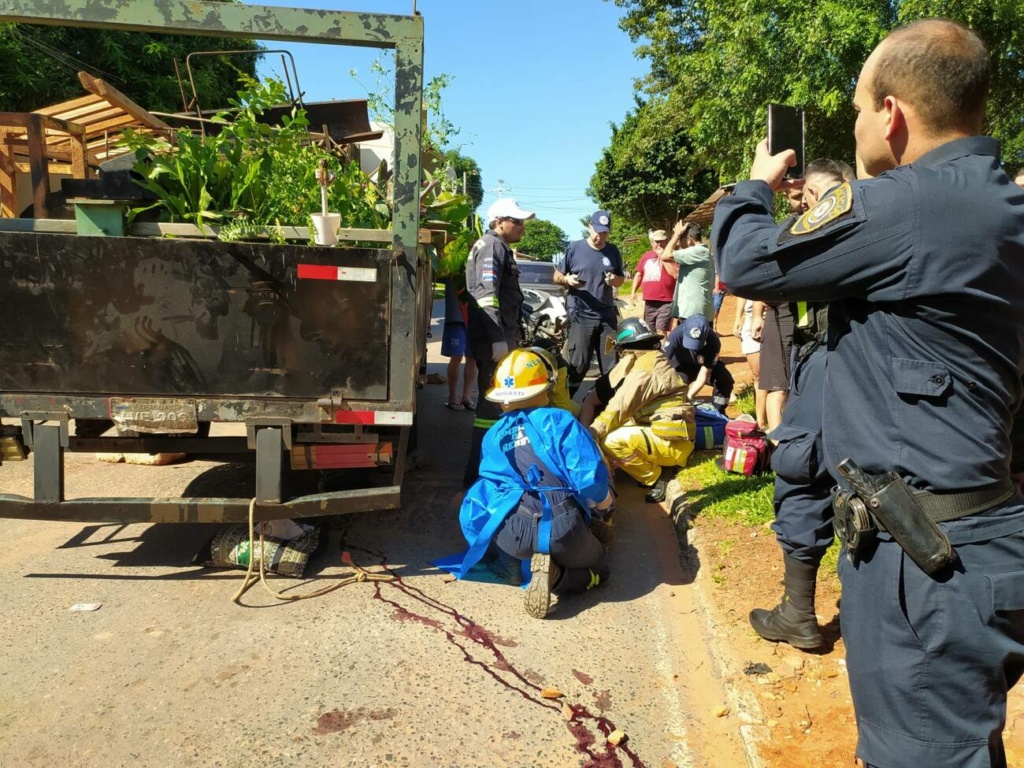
[789,182,853,236]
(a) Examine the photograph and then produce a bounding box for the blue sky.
[244,0,649,239]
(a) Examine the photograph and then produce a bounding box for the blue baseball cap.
[679,315,710,350]
[589,210,612,233]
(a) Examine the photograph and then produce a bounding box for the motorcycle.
[521,290,630,377]
[520,287,567,347]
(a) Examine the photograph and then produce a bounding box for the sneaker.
[524,553,561,619]
[586,567,610,590]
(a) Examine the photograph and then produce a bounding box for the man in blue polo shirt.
[662,316,734,414]
[554,210,625,394]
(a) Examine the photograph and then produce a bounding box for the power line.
[12,25,125,85]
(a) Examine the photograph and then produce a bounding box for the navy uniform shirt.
[555,239,624,323]
[465,230,523,344]
[663,332,722,382]
[713,137,1024,499]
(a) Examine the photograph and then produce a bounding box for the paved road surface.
[0,304,749,768]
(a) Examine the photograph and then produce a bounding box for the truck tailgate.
[0,232,390,401]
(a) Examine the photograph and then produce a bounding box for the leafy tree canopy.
[443,150,484,211]
[589,96,719,234]
[0,2,261,113]
[612,0,1024,178]
[516,218,568,261]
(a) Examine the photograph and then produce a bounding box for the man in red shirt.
[629,229,677,335]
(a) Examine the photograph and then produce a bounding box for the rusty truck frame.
[0,0,431,524]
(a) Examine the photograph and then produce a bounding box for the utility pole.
[496,178,504,198]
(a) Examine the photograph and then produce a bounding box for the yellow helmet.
[525,346,559,385]
[486,348,553,405]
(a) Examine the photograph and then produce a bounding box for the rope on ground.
[232,498,395,604]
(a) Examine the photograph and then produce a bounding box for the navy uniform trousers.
[776,346,1024,767]
[841,518,1024,768]
[713,138,1024,767]
[769,345,833,566]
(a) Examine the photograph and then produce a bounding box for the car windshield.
[518,262,556,286]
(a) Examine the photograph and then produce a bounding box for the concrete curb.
[666,474,770,768]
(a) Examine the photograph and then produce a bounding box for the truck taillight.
[290,442,393,470]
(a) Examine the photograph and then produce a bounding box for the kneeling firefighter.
[442,349,614,619]
[527,342,579,417]
[585,318,696,503]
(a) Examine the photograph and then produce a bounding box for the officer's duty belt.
[910,479,1015,524]
[832,469,1016,575]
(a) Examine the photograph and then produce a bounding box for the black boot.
[644,469,669,503]
[749,555,824,650]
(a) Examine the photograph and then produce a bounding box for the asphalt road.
[0,304,749,768]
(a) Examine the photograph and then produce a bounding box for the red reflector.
[334,411,375,425]
[291,443,389,470]
[297,264,338,281]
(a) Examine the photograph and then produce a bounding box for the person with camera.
[554,211,625,395]
[661,221,714,329]
[713,20,1024,767]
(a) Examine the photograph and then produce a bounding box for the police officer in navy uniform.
[662,315,734,415]
[748,158,853,651]
[713,19,1024,768]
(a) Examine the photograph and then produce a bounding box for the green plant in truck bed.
[122,77,390,236]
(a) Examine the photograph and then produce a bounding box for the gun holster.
[864,471,956,576]
[831,487,877,562]
[834,459,957,577]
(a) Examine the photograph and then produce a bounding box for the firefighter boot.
[748,555,824,650]
[524,553,562,619]
[644,468,670,503]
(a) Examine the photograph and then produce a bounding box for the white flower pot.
[311,212,341,246]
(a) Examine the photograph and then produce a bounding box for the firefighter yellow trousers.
[601,427,694,486]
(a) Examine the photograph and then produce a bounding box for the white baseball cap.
[487,198,536,222]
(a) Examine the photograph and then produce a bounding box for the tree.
[516,218,568,261]
[589,97,718,234]
[0,2,261,113]
[612,0,1024,177]
[443,150,485,211]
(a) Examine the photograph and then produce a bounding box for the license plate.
[109,398,199,434]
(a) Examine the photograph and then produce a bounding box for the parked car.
[516,259,564,296]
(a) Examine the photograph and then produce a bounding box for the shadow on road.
[25,306,700,619]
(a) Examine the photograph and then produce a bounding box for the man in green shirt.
[662,221,714,326]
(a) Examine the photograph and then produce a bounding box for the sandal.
[462,401,476,411]
[444,402,465,411]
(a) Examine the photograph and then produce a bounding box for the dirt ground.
[694,294,1024,767]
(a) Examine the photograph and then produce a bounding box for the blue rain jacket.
[438,406,609,579]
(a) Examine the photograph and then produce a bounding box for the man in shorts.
[441,278,476,410]
[630,229,676,335]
